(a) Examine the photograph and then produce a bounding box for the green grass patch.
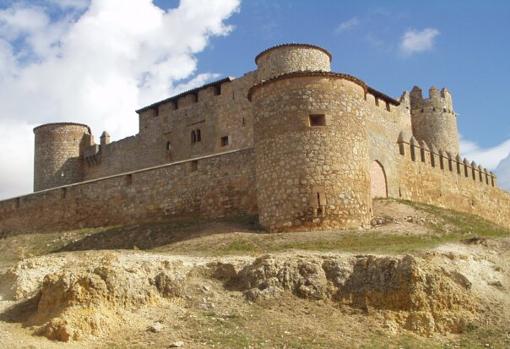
[399,199,510,237]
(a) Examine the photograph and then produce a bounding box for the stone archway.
[370,160,388,199]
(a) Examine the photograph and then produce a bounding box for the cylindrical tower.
[410,86,460,155]
[249,69,372,232]
[255,43,331,82]
[33,122,92,191]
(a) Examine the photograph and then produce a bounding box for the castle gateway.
[1,44,509,233]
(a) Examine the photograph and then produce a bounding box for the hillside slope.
[0,199,509,348]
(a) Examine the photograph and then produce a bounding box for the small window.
[191,129,201,144]
[191,160,198,172]
[309,114,326,127]
[126,174,133,185]
[221,136,229,147]
[213,85,221,96]
[153,107,159,116]
[166,141,171,151]
[62,187,67,199]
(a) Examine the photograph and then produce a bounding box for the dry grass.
[1,199,509,269]
[1,199,509,348]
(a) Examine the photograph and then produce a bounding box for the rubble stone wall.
[251,73,372,232]
[0,149,257,233]
[396,140,510,228]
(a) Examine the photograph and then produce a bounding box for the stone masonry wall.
[255,44,331,82]
[410,87,460,155]
[365,91,412,199]
[15,44,510,234]
[34,123,92,191]
[82,74,255,181]
[396,140,510,228]
[251,73,372,232]
[0,149,257,233]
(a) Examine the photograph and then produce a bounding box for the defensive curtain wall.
[1,43,510,233]
[0,149,256,233]
[397,137,510,227]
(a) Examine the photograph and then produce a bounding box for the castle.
[1,43,510,233]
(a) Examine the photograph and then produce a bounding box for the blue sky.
[0,0,509,198]
[192,0,510,149]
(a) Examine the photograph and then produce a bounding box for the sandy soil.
[0,200,509,349]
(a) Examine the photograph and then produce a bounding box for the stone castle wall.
[255,44,331,81]
[3,43,509,234]
[365,91,411,199]
[0,149,256,233]
[396,139,510,228]
[410,87,460,155]
[81,74,256,181]
[34,123,92,191]
[251,72,372,231]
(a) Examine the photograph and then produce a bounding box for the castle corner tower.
[33,122,92,191]
[250,44,372,232]
[410,86,460,155]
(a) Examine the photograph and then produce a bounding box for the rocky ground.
[0,199,509,348]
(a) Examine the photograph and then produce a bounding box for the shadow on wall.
[53,215,262,252]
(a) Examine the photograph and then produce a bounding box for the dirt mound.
[0,250,486,342]
[1,255,70,301]
[23,253,188,341]
[234,256,329,301]
[335,255,477,334]
[230,254,478,335]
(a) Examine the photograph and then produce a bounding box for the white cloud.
[495,154,510,191]
[335,17,359,34]
[0,121,34,200]
[400,28,439,55]
[48,0,90,10]
[460,135,510,170]
[459,135,510,191]
[0,0,240,200]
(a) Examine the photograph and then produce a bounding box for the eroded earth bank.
[0,200,509,348]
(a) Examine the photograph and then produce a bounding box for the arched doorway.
[370,160,388,199]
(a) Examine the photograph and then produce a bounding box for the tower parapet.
[410,86,459,155]
[33,122,92,191]
[255,43,332,82]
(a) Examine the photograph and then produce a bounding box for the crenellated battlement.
[398,133,496,187]
[409,85,459,156]
[410,86,454,113]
